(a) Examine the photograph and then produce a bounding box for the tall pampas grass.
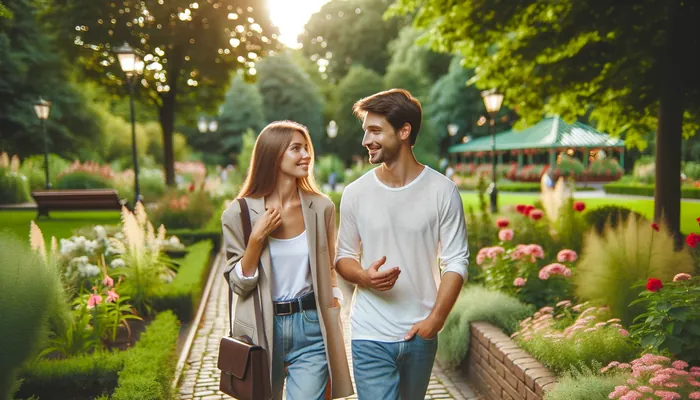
[574,215,694,327]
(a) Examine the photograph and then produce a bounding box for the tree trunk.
[654,0,691,244]
[159,92,176,186]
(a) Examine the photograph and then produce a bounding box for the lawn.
[1,210,122,241]
[460,192,700,235]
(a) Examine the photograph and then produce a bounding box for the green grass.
[459,193,700,234]
[0,210,122,241]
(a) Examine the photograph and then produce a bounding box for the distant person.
[445,165,455,182]
[328,171,337,191]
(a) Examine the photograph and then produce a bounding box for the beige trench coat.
[221,191,354,399]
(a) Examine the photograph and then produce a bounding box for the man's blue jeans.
[271,306,329,400]
[351,335,438,400]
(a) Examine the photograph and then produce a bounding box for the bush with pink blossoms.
[512,301,637,374]
[601,354,700,400]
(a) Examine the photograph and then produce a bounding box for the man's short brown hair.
[352,89,423,145]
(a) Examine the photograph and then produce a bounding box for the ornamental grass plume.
[574,215,694,327]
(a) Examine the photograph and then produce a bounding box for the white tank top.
[268,230,313,302]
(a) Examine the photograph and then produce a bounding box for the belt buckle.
[276,302,293,316]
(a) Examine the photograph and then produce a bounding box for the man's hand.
[404,315,444,341]
[364,256,400,291]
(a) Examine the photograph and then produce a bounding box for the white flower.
[93,225,107,239]
[60,238,77,255]
[110,258,126,268]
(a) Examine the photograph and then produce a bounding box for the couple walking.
[221,89,470,400]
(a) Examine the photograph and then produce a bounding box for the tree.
[46,0,280,185]
[0,0,104,160]
[390,0,700,238]
[332,65,384,164]
[386,26,451,85]
[186,73,264,165]
[300,0,407,81]
[256,53,325,150]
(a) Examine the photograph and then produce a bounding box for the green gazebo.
[447,116,625,168]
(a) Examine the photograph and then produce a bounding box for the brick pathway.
[176,256,481,400]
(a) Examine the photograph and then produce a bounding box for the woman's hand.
[250,207,282,244]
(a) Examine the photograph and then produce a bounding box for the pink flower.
[689,393,700,400]
[498,228,514,241]
[556,300,572,307]
[637,386,653,393]
[619,329,629,337]
[672,273,692,282]
[691,379,700,387]
[526,244,545,261]
[514,277,527,287]
[649,375,672,386]
[476,253,486,265]
[557,249,578,262]
[102,274,114,288]
[672,360,688,370]
[539,269,551,280]
[610,385,630,398]
[620,391,642,400]
[87,293,102,309]
[106,289,120,303]
[653,391,680,400]
[487,246,505,258]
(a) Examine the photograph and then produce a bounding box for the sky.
[266,0,330,48]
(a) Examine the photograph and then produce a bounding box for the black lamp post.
[114,42,144,206]
[34,98,52,189]
[481,89,504,213]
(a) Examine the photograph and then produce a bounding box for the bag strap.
[226,198,267,349]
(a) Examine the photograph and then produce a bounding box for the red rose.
[651,223,659,232]
[496,218,510,228]
[573,201,586,212]
[697,216,700,226]
[646,278,663,292]
[530,209,544,221]
[686,232,700,249]
[524,205,535,216]
[189,183,195,192]
[516,204,526,214]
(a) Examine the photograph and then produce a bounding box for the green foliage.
[0,166,31,204]
[583,205,645,235]
[574,216,695,327]
[604,183,700,200]
[544,368,626,400]
[167,229,222,253]
[588,158,624,178]
[315,154,346,185]
[256,53,325,149]
[437,285,534,369]
[0,233,59,399]
[684,161,700,180]
[629,276,700,365]
[555,155,586,178]
[233,129,257,186]
[514,303,638,375]
[16,350,126,400]
[301,0,406,80]
[0,2,12,19]
[152,240,214,321]
[412,119,441,171]
[386,26,452,85]
[342,162,376,186]
[110,311,180,400]
[555,198,588,254]
[332,65,384,163]
[383,63,430,100]
[149,189,216,231]
[54,171,111,190]
[113,168,167,203]
[19,154,71,190]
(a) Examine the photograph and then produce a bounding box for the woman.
[221,120,353,400]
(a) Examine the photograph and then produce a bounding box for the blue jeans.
[271,301,329,400]
[351,336,438,400]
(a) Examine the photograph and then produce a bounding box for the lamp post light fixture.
[34,98,52,189]
[447,123,459,137]
[481,89,504,213]
[326,120,338,138]
[198,116,218,133]
[114,42,143,206]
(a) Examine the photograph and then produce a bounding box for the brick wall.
[460,322,558,400]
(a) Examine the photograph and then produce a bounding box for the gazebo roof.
[448,116,625,154]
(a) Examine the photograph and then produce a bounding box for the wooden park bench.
[31,189,127,219]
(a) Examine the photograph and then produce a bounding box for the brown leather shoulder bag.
[218,198,272,399]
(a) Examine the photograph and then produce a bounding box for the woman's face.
[279,130,311,179]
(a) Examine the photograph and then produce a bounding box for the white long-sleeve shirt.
[335,166,469,342]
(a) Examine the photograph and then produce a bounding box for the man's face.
[361,112,401,165]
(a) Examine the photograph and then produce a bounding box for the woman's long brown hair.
[237,120,322,199]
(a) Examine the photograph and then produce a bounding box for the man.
[334,89,470,400]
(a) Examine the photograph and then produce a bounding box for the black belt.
[273,292,316,316]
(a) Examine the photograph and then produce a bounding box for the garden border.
[462,322,558,400]
[171,248,223,392]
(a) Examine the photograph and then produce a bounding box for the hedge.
[152,240,215,322]
[15,351,126,400]
[457,181,597,192]
[603,183,700,199]
[168,228,221,253]
[110,311,180,400]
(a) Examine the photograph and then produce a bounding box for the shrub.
[629,275,700,365]
[588,158,623,178]
[684,161,700,180]
[603,183,700,199]
[315,154,346,185]
[583,205,646,235]
[149,189,216,230]
[152,240,214,321]
[544,368,626,400]
[112,167,166,203]
[0,166,31,204]
[513,302,638,374]
[344,163,375,185]
[555,199,588,254]
[19,154,71,190]
[574,216,695,327]
[110,311,180,400]
[55,171,111,190]
[168,228,222,253]
[0,233,61,399]
[15,350,126,400]
[555,154,586,178]
[437,286,534,369]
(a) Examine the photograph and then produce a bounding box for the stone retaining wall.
[461,322,558,400]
